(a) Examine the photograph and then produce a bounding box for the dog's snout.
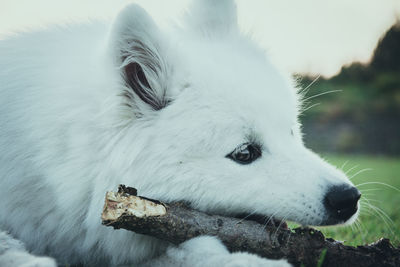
[324,185,361,221]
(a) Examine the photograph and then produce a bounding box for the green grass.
[290,154,400,247]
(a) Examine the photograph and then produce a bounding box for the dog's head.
[108,0,360,226]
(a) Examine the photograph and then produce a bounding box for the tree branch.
[101,185,400,267]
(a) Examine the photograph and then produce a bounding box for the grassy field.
[290,154,400,247]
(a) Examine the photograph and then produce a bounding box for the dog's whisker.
[254,211,275,237]
[251,208,281,237]
[359,203,375,216]
[360,209,375,216]
[259,214,271,236]
[359,199,378,214]
[355,181,400,192]
[299,102,321,114]
[354,218,366,244]
[362,204,388,226]
[361,193,377,197]
[302,89,342,102]
[285,221,294,246]
[264,209,280,227]
[236,209,260,224]
[349,168,373,180]
[299,74,321,95]
[369,205,394,227]
[350,218,358,235]
[344,164,359,176]
[359,188,383,193]
[265,209,279,240]
[340,160,349,171]
[361,197,382,204]
[273,212,290,240]
[362,198,395,238]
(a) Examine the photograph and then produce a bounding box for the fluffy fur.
[0,232,56,267]
[0,0,358,266]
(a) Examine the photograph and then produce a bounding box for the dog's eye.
[226,143,261,164]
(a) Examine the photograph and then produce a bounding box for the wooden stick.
[102,185,400,267]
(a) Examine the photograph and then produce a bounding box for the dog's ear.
[186,0,238,37]
[111,4,171,113]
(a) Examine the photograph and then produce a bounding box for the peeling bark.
[102,185,400,267]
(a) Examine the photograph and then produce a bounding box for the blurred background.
[295,23,400,245]
[300,23,400,155]
[1,0,399,246]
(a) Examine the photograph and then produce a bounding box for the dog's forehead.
[177,38,298,131]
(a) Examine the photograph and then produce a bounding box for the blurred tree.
[298,22,400,155]
[371,23,400,72]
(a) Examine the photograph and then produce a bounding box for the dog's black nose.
[324,185,361,221]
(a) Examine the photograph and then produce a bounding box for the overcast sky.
[1,0,399,77]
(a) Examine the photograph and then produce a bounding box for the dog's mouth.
[234,213,289,230]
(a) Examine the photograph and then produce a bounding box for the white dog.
[0,0,361,266]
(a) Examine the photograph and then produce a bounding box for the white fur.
[0,0,357,266]
[0,232,56,267]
